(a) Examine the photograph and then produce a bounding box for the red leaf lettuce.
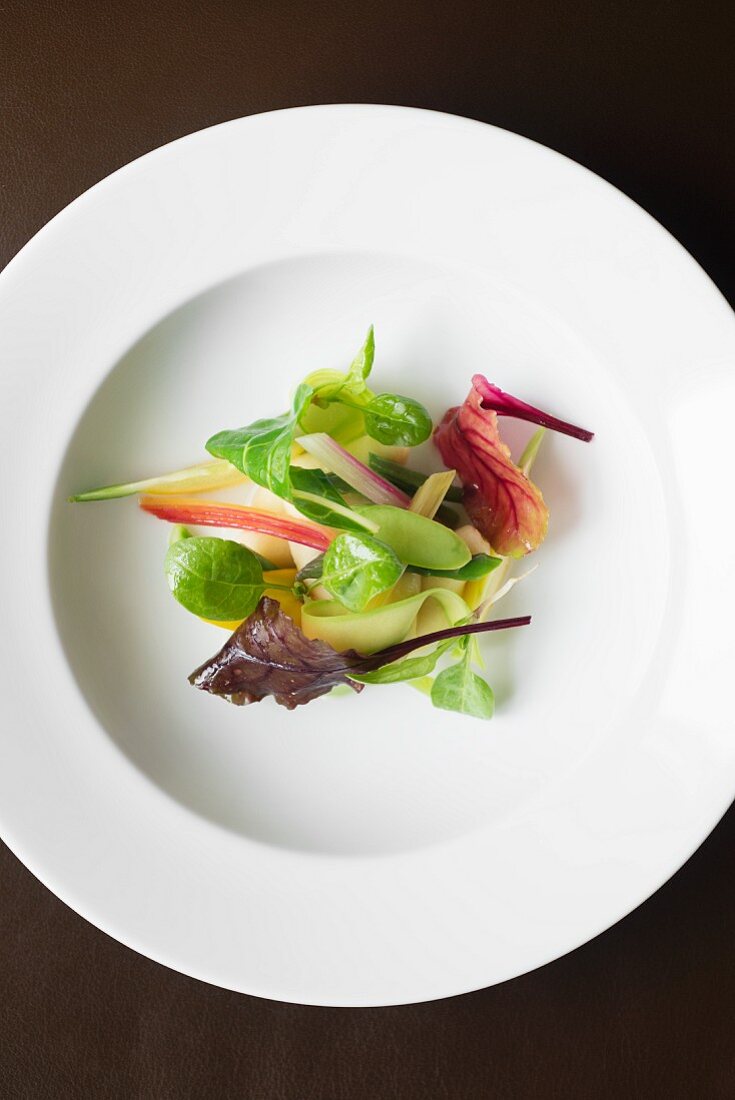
[189,596,530,709]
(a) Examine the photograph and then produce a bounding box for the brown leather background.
[1,2,734,1097]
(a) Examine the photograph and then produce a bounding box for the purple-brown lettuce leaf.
[189,596,366,709]
[189,596,530,710]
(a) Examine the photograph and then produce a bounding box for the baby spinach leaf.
[165,536,267,621]
[206,383,313,500]
[321,533,403,612]
[431,641,495,719]
[363,393,433,447]
[205,413,291,493]
[303,329,430,448]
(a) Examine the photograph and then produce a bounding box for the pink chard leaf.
[434,376,593,557]
[434,381,548,557]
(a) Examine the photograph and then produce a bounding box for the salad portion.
[70,329,593,718]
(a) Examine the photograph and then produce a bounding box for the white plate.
[0,105,733,1006]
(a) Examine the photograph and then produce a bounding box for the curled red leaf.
[434,380,549,557]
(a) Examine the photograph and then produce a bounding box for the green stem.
[519,428,545,476]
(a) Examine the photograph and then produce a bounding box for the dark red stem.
[354,614,531,673]
[472,375,594,442]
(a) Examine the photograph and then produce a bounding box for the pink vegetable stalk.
[472,376,594,442]
[140,496,334,551]
[295,433,412,507]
